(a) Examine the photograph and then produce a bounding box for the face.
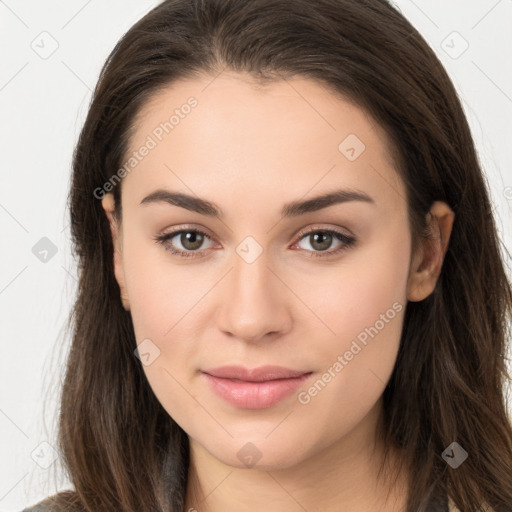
[101,72,438,471]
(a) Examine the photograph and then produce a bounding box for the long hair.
[39,0,512,510]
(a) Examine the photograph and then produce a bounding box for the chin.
[205,436,310,471]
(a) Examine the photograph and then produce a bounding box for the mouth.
[202,365,311,381]
[201,365,314,409]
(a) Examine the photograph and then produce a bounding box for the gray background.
[1,1,511,510]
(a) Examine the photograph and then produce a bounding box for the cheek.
[293,247,408,443]
[122,231,200,336]
[121,235,212,403]
[291,227,410,357]
[289,234,409,433]
[122,240,204,424]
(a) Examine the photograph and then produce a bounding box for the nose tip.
[215,257,292,344]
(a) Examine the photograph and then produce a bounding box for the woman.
[22,0,512,510]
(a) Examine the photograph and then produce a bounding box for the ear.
[407,201,455,302]
[101,193,130,311]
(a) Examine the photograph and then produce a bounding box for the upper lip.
[202,365,311,382]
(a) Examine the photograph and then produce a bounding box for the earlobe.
[407,201,455,302]
[101,193,130,311]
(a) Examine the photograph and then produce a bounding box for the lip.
[202,365,310,381]
[201,365,313,409]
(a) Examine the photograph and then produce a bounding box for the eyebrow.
[140,187,375,219]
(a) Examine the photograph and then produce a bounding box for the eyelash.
[153,226,356,260]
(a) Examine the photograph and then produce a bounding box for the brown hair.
[39,0,512,511]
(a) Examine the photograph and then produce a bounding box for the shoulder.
[22,505,54,512]
[22,491,83,512]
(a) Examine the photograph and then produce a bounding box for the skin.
[101,71,454,512]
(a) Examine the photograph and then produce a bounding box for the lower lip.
[201,372,313,409]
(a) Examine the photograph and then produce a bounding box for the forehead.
[120,72,406,216]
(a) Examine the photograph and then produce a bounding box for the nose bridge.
[232,243,272,303]
[216,238,291,341]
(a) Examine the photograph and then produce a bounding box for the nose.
[215,248,293,344]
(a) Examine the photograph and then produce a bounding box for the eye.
[292,227,356,259]
[153,226,356,259]
[153,227,215,259]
